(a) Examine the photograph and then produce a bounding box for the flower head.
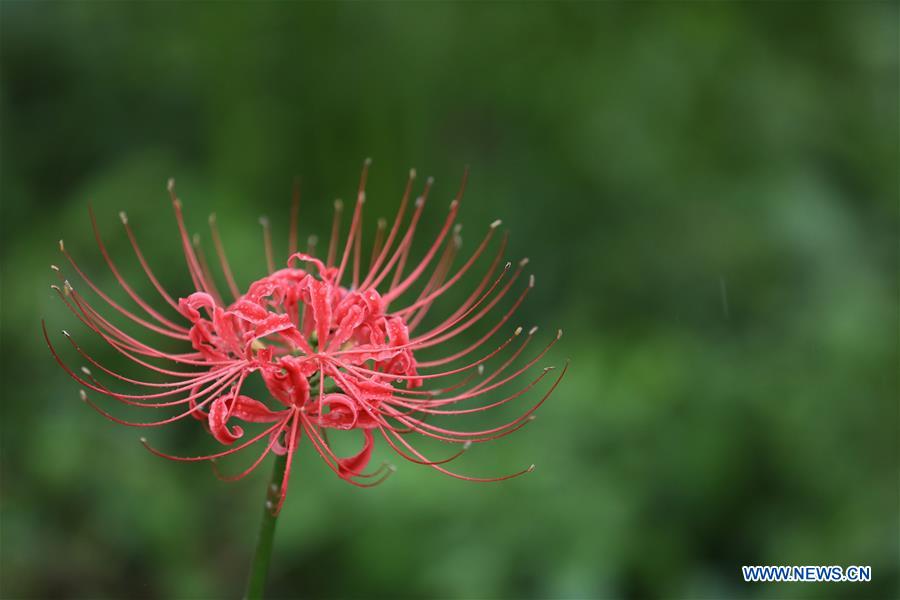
[45,163,566,513]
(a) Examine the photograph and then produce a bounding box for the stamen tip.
[118,211,128,224]
[528,326,538,336]
[490,219,502,229]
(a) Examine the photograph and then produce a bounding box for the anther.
[490,219,502,229]
[529,326,538,336]
[119,211,128,224]
[519,257,529,267]
[529,274,535,288]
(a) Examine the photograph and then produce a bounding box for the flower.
[44,162,566,513]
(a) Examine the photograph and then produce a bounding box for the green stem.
[244,452,288,600]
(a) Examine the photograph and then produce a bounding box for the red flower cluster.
[45,164,566,513]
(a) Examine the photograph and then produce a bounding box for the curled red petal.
[231,394,285,423]
[337,429,374,479]
[209,395,243,444]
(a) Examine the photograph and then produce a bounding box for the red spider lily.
[44,162,566,514]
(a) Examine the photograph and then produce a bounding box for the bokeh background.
[1,2,897,599]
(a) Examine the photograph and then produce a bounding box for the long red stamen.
[326,199,343,268]
[208,213,241,301]
[89,206,189,333]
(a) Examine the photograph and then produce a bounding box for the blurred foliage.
[1,2,897,599]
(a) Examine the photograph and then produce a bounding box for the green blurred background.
[1,2,897,599]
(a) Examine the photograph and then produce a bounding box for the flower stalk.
[245,453,288,600]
